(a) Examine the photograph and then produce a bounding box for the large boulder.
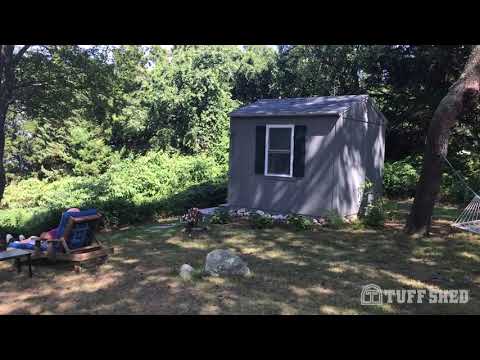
[204,249,250,277]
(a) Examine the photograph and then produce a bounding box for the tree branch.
[14,80,45,90]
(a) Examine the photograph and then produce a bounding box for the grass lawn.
[1,199,479,314]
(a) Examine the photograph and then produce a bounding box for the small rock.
[179,264,194,281]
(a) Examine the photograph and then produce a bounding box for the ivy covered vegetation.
[1,45,480,234]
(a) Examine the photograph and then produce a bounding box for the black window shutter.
[293,125,306,177]
[255,125,266,174]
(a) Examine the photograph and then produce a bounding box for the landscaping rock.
[179,264,194,281]
[199,207,218,216]
[235,208,250,217]
[313,217,327,226]
[271,214,287,222]
[345,215,358,223]
[204,249,251,277]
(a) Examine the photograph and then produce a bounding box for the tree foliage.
[2,44,480,215]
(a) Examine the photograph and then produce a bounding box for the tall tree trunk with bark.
[0,100,7,202]
[0,45,29,202]
[406,45,480,235]
[0,46,14,202]
[0,102,7,202]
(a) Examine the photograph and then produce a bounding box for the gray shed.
[227,95,386,217]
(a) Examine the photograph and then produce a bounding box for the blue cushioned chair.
[9,209,112,268]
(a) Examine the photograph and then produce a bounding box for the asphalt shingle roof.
[229,95,369,118]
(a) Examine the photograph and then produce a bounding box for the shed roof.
[230,95,371,118]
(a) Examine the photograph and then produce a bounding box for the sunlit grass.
[1,200,479,314]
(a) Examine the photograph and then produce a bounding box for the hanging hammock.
[442,155,480,235]
[451,195,480,234]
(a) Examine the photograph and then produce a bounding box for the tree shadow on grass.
[1,218,480,315]
[181,223,480,315]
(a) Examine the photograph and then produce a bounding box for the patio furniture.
[0,248,33,277]
[9,209,113,271]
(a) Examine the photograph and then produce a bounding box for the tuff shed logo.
[361,284,383,305]
[361,284,469,305]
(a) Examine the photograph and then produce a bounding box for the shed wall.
[228,115,339,216]
[334,114,368,216]
[334,99,385,215]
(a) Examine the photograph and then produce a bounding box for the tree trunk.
[0,46,14,202]
[0,101,7,201]
[406,46,480,235]
[0,45,30,201]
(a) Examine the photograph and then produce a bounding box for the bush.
[0,207,63,236]
[166,182,227,215]
[0,151,228,234]
[324,210,345,229]
[383,156,421,198]
[209,208,231,224]
[286,214,314,231]
[440,156,480,204]
[383,154,480,204]
[362,200,386,228]
[249,214,274,229]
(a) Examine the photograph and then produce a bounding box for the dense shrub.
[209,208,231,224]
[383,156,421,198]
[324,210,346,229]
[0,207,63,236]
[165,182,227,215]
[286,214,314,231]
[249,214,274,229]
[383,154,480,204]
[0,151,227,235]
[440,156,480,204]
[362,200,386,228]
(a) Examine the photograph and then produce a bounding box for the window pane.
[267,153,291,175]
[269,128,291,150]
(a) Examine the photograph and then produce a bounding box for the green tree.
[1,45,31,200]
[406,46,480,235]
[232,45,279,103]
[158,46,241,155]
[4,46,117,181]
[275,45,364,97]
[359,45,473,160]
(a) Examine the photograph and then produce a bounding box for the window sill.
[258,175,299,182]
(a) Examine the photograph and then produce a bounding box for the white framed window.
[264,124,294,177]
